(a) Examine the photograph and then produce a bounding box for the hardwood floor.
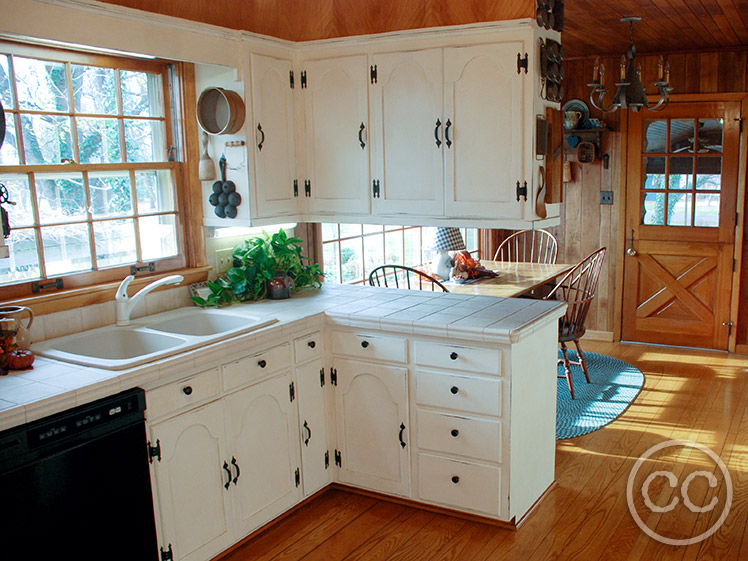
[217,341,748,561]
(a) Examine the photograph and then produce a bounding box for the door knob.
[626,229,637,256]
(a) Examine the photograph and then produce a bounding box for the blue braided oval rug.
[556,350,644,440]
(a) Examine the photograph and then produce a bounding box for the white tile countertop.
[0,284,565,431]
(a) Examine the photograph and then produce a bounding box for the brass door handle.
[627,229,637,256]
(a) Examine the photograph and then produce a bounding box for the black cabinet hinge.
[370,64,378,84]
[330,368,337,386]
[301,70,307,89]
[372,179,380,198]
[517,52,529,74]
[516,180,528,202]
[290,70,295,89]
[293,179,299,198]
[289,381,295,402]
[295,467,301,487]
[334,449,342,467]
[160,544,173,561]
[148,440,161,463]
[304,180,311,197]
[320,367,325,387]
[325,450,330,469]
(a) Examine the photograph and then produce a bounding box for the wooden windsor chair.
[493,229,559,264]
[368,265,449,293]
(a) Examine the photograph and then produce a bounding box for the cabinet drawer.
[417,453,500,516]
[331,331,407,364]
[223,343,291,391]
[294,331,322,364]
[415,370,501,417]
[417,409,501,463]
[147,368,220,419]
[415,341,501,375]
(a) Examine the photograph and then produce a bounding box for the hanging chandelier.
[587,16,673,112]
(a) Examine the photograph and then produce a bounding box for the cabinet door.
[444,42,526,219]
[296,359,330,495]
[150,401,233,561]
[250,53,298,218]
[224,373,302,537]
[370,49,444,216]
[334,358,410,496]
[303,55,370,215]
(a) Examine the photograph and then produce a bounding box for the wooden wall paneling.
[699,52,720,93]
[684,53,702,93]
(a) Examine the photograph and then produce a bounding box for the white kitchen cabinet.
[444,41,526,219]
[296,359,330,495]
[250,53,298,219]
[224,372,302,537]
[301,55,370,215]
[333,358,410,497]
[149,401,233,561]
[370,49,445,216]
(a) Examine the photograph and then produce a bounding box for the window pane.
[135,170,174,213]
[124,119,164,162]
[0,175,34,227]
[668,157,693,190]
[385,231,403,264]
[121,71,162,117]
[340,237,362,283]
[696,157,721,191]
[35,173,86,224]
[42,223,92,275]
[384,224,400,231]
[340,223,362,238]
[72,65,116,115]
[322,241,340,284]
[363,224,383,234]
[643,120,666,153]
[667,192,692,226]
[363,232,384,278]
[403,228,421,267]
[321,223,338,242]
[694,194,719,228]
[670,119,695,153]
[0,116,20,165]
[0,54,13,108]
[643,157,666,189]
[21,114,73,164]
[14,57,69,112]
[642,192,665,225]
[0,228,40,283]
[77,117,121,164]
[89,172,133,217]
[139,214,177,260]
[698,118,722,153]
[94,218,136,268]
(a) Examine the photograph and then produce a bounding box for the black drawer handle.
[450,386,459,394]
[303,420,312,446]
[361,340,369,348]
[231,456,240,485]
[223,461,232,490]
[308,340,316,349]
[399,422,406,448]
[258,359,267,368]
[451,475,460,484]
[450,352,458,360]
[182,386,193,396]
[451,429,459,437]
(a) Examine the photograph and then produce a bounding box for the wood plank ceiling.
[99,0,748,57]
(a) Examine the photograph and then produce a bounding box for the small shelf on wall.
[563,126,611,158]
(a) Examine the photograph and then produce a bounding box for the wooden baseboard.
[330,482,517,530]
[735,344,748,356]
[583,330,615,342]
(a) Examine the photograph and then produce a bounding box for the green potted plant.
[191,229,323,307]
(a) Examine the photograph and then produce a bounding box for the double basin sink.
[32,308,278,370]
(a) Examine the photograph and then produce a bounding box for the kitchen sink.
[32,307,278,370]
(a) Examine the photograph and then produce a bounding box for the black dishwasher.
[0,388,159,560]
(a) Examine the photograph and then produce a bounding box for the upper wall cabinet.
[301,55,371,216]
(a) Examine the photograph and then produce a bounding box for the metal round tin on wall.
[197,87,246,135]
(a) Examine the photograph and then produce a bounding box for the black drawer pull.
[451,475,460,484]
[182,386,193,396]
[399,422,406,448]
[361,340,369,348]
[223,461,232,490]
[451,429,459,437]
[308,340,316,348]
[231,456,240,485]
[450,352,458,360]
[258,360,267,368]
[450,386,459,394]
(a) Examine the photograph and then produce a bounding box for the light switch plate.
[600,191,614,205]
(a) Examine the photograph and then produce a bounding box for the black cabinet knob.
[451,429,459,437]
[182,386,193,396]
[451,475,460,484]
[450,386,459,394]
[308,340,316,348]
[361,340,369,348]
[450,352,458,360]
[258,359,267,368]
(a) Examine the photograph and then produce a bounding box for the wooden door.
[370,49,445,216]
[296,358,330,496]
[149,402,233,561]
[444,41,527,219]
[303,55,370,216]
[622,101,740,349]
[334,358,410,497]
[224,373,302,537]
[250,53,298,218]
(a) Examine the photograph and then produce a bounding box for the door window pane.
[670,119,695,153]
[695,158,721,190]
[340,237,362,283]
[323,241,340,283]
[21,114,73,164]
[363,232,384,278]
[643,120,666,153]
[77,117,121,163]
[14,57,69,112]
[41,223,92,275]
[643,157,666,189]
[35,173,86,224]
[72,65,117,115]
[94,219,136,268]
[667,192,692,226]
[694,194,719,228]
[642,192,666,225]
[668,157,693,190]
[385,231,403,264]
[698,118,722,153]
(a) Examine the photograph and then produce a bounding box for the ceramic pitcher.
[0,306,34,350]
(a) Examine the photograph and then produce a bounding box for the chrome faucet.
[115,274,184,326]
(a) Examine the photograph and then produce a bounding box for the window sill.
[0,266,211,316]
